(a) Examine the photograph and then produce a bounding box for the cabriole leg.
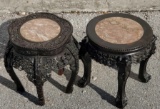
[78,38,92,88]
[139,43,156,83]
[78,52,91,88]
[116,58,131,108]
[4,41,25,92]
[66,60,78,93]
[139,55,151,83]
[34,57,45,105]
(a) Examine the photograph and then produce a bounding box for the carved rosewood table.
[4,13,79,105]
[78,13,156,108]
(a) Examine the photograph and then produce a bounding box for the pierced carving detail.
[82,36,156,67]
[7,40,79,85]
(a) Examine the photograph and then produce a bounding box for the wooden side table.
[4,13,79,105]
[78,13,156,108]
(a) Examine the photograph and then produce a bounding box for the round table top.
[95,17,144,44]
[87,13,153,53]
[20,18,61,42]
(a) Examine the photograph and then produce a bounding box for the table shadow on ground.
[0,20,12,58]
[50,68,144,108]
[0,76,39,105]
[48,68,116,107]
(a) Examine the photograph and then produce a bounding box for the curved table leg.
[78,38,92,88]
[65,38,79,93]
[116,58,131,108]
[78,52,91,88]
[66,60,79,93]
[34,57,45,106]
[139,55,151,83]
[139,43,156,83]
[4,42,25,93]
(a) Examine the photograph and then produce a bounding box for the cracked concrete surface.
[0,11,160,109]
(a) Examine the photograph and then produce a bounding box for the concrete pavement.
[0,0,160,13]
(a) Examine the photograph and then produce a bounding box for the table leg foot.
[65,86,73,93]
[36,85,45,106]
[17,86,25,93]
[139,72,151,83]
[115,96,128,108]
[78,77,90,88]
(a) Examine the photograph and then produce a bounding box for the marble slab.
[95,17,144,44]
[20,18,61,42]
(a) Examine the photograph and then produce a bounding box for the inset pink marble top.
[20,18,61,42]
[95,17,144,44]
